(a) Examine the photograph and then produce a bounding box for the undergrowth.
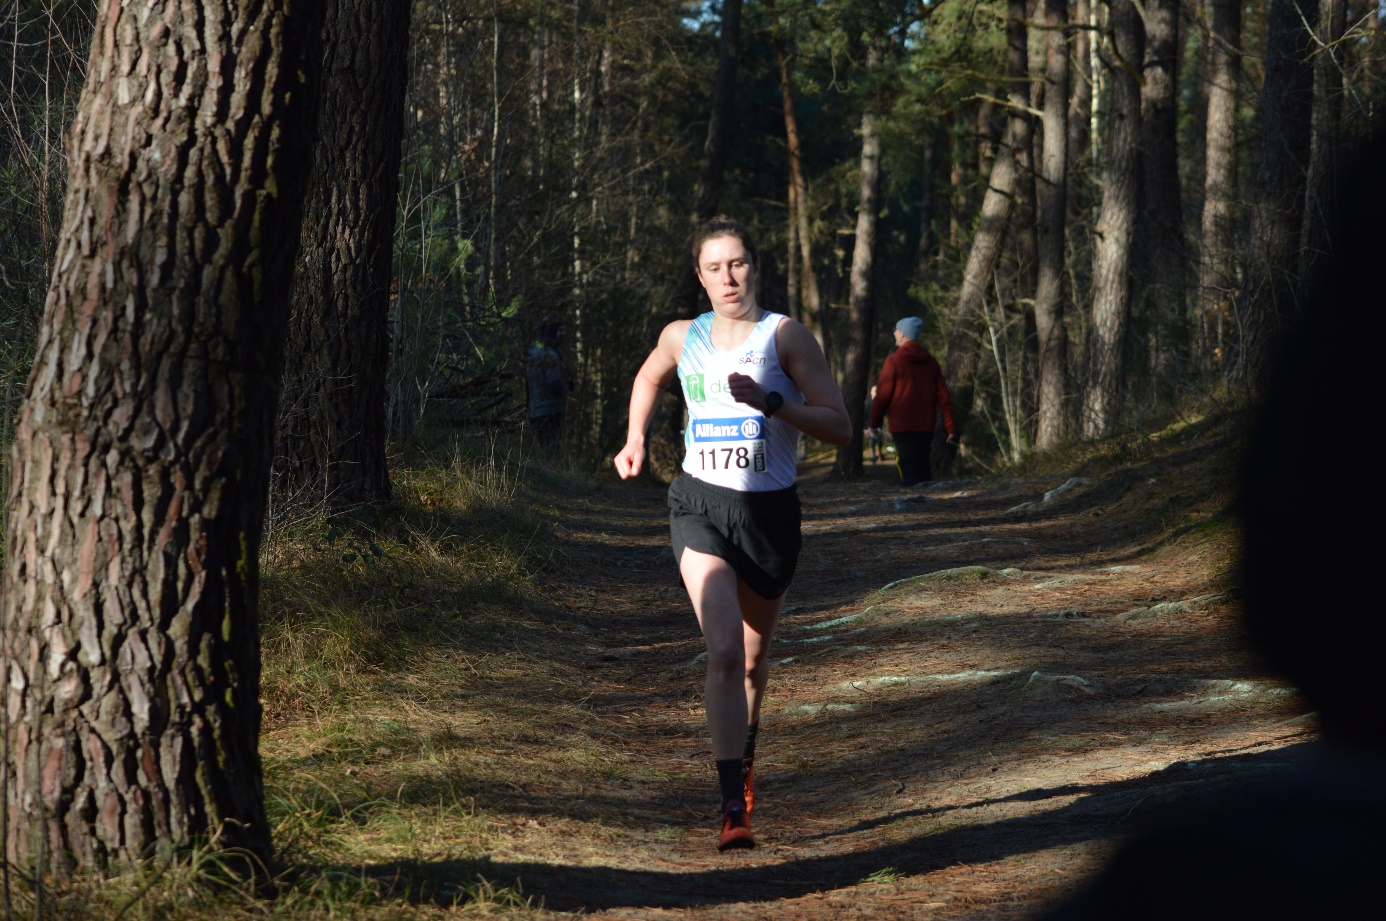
[0,434,562,918]
[1,440,562,919]
[995,403,1247,482]
[259,434,551,712]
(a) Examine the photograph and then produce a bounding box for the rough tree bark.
[835,44,884,479]
[1035,0,1070,450]
[1,0,321,872]
[274,0,411,510]
[1136,0,1186,384]
[1298,0,1347,280]
[932,0,1031,474]
[1195,0,1242,376]
[1240,0,1319,377]
[1081,0,1143,439]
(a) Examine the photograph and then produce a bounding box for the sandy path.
[471,433,1307,918]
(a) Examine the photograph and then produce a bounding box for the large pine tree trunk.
[1195,0,1242,377]
[1298,0,1347,280]
[1035,0,1070,450]
[1136,0,1186,384]
[1,0,320,872]
[1240,0,1319,376]
[274,0,410,510]
[1081,0,1143,439]
[835,45,883,479]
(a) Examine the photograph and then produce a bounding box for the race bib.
[689,416,768,474]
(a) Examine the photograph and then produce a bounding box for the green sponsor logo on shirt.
[686,372,706,402]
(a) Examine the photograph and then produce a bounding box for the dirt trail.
[469,430,1308,918]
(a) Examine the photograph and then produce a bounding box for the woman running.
[614,217,850,850]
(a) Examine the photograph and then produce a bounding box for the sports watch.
[764,391,785,417]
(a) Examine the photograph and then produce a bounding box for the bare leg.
[739,580,785,725]
[680,548,749,760]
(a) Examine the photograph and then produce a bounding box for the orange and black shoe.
[742,758,757,814]
[717,801,755,851]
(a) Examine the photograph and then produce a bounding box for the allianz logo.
[694,418,764,440]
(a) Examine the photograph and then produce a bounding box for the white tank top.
[678,311,802,491]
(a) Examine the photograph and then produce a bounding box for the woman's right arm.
[614,321,687,479]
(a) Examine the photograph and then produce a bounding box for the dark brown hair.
[691,216,759,269]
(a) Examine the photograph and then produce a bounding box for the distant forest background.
[3,0,1382,480]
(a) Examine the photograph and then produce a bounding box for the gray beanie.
[895,316,924,341]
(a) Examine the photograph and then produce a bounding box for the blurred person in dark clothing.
[868,317,957,485]
[526,318,569,445]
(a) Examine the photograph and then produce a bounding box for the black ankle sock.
[716,758,746,808]
[743,722,759,762]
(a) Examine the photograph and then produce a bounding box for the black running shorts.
[668,475,802,600]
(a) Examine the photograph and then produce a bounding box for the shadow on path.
[357,746,1299,912]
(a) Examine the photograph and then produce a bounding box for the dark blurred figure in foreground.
[526,318,570,446]
[1040,133,1386,919]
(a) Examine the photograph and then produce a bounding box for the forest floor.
[248,416,1311,920]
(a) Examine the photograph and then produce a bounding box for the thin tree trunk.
[1299,0,1347,280]
[949,108,969,252]
[1196,0,1242,378]
[1068,0,1094,181]
[1239,0,1319,378]
[1081,0,1143,439]
[917,131,939,266]
[692,0,741,223]
[674,0,742,315]
[1010,0,1040,432]
[529,14,547,185]
[1369,0,1383,121]
[976,90,1000,173]
[934,129,1024,476]
[571,0,588,371]
[1035,0,1070,450]
[786,178,801,322]
[1137,0,1186,385]
[836,44,884,479]
[2,0,320,872]
[275,0,410,511]
[768,7,825,350]
[933,2,1032,473]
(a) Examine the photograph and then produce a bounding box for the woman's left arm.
[726,319,852,446]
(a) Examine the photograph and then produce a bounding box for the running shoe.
[717,801,755,851]
[742,758,757,814]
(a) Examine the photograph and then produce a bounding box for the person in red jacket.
[868,316,958,486]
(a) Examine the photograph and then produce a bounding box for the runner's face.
[696,236,757,315]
